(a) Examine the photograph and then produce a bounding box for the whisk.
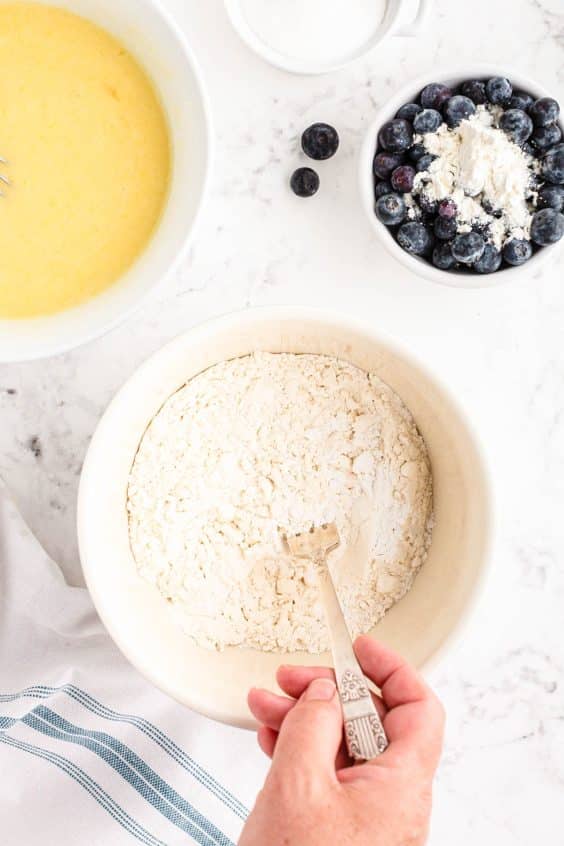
[0,158,10,197]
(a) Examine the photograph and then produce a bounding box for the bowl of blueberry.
[360,66,564,286]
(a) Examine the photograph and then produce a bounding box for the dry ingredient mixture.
[127,353,433,653]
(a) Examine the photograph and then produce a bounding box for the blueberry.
[509,91,534,112]
[452,232,485,263]
[408,143,427,162]
[531,123,562,152]
[374,179,393,199]
[391,165,416,193]
[499,109,534,145]
[530,208,564,245]
[541,144,564,184]
[378,119,414,153]
[522,142,537,159]
[396,102,422,121]
[375,193,407,226]
[434,216,457,240]
[486,76,513,106]
[529,97,560,128]
[537,184,564,212]
[413,109,443,134]
[444,95,476,128]
[420,83,452,110]
[438,198,457,219]
[416,153,436,173]
[432,242,457,270]
[290,167,319,197]
[418,192,439,216]
[473,244,502,273]
[460,80,487,105]
[373,152,404,179]
[301,123,339,160]
[397,221,434,255]
[502,239,532,265]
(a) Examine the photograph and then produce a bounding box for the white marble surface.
[1,0,563,842]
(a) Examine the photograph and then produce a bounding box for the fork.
[285,523,388,761]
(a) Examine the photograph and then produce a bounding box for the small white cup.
[224,0,432,76]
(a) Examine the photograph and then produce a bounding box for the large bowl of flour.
[78,308,492,728]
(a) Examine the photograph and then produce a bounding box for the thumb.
[269,678,342,781]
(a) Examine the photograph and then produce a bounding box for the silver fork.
[1,158,10,197]
[285,523,388,761]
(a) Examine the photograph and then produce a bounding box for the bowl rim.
[78,305,495,727]
[0,0,214,363]
[359,63,563,289]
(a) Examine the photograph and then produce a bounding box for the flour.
[239,0,387,65]
[127,353,433,653]
[412,105,537,248]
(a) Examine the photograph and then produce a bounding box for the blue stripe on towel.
[0,732,167,846]
[22,706,233,846]
[0,684,247,820]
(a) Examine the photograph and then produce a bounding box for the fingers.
[269,678,342,783]
[354,636,430,708]
[277,664,387,720]
[248,688,294,730]
[257,725,278,758]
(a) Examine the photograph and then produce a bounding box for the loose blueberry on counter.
[444,95,476,128]
[502,239,533,265]
[486,76,513,106]
[531,123,562,152]
[541,144,564,184]
[420,83,452,110]
[451,232,485,264]
[375,193,407,226]
[474,244,502,273]
[396,102,422,121]
[438,198,457,219]
[397,221,434,255]
[373,151,404,179]
[434,216,457,240]
[530,208,564,245]
[301,123,339,160]
[290,167,320,197]
[408,143,427,162]
[374,179,393,199]
[413,109,443,134]
[509,91,534,112]
[391,165,416,193]
[537,184,564,212]
[529,97,560,128]
[499,109,534,145]
[460,80,487,105]
[415,153,436,173]
[378,119,413,153]
[432,242,458,270]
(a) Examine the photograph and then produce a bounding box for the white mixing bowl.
[359,65,563,288]
[0,0,211,362]
[78,308,493,728]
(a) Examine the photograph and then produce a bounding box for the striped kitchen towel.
[0,485,267,845]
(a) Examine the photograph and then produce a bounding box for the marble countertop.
[1,0,563,841]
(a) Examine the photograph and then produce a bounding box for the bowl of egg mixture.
[0,0,211,361]
[78,308,493,728]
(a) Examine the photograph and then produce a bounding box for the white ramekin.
[359,64,563,289]
[78,307,493,729]
[224,0,432,76]
[0,0,212,362]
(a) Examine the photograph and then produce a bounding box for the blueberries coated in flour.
[372,74,564,276]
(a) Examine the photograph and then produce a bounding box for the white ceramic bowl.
[78,308,493,728]
[224,0,431,76]
[0,0,211,362]
[359,65,563,288]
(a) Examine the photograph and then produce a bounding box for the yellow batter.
[0,3,171,318]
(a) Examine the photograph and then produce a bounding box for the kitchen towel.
[0,484,267,845]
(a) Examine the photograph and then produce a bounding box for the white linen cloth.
[0,484,267,845]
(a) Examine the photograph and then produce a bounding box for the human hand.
[239,636,445,846]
